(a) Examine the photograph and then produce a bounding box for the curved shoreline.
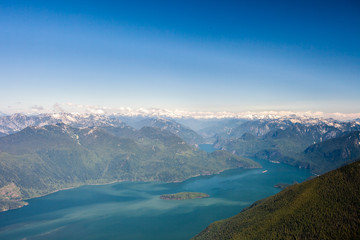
[1,165,261,213]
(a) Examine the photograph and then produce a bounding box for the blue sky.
[1,0,359,113]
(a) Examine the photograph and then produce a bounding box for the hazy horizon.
[1,103,360,121]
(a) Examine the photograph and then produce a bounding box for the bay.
[0,146,313,240]
[197,144,218,153]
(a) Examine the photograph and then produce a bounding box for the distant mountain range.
[215,118,360,140]
[0,113,205,145]
[1,112,360,211]
[0,113,127,136]
[214,118,360,174]
[193,159,360,240]
[1,113,360,175]
[130,118,205,144]
[0,123,259,211]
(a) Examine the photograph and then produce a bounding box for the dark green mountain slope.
[301,131,360,173]
[219,126,360,174]
[0,124,260,211]
[193,160,360,240]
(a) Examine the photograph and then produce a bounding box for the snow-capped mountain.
[0,113,127,136]
[211,118,360,174]
[214,117,360,140]
[8,102,360,120]
[1,112,360,145]
[0,113,205,145]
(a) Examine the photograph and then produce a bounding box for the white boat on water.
[270,160,280,164]
[262,170,268,173]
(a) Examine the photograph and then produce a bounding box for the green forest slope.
[220,130,360,174]
[193,159,360,240]
[0,124,260,211]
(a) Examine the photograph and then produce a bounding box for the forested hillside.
[0,123,259,211]
[193,160,360,240]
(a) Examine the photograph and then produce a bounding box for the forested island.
[160,192,209,200]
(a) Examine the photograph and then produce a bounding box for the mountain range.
[0,122,259,211]
[1,113,360,173]
[0,113,205,145]
[1,112,360,212]
[213,118,360,174]
[129,117,205,145]
[0,113,127,136]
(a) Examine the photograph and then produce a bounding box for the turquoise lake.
[0,147,313,240]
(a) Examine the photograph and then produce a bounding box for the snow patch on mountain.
[1,110,360,139]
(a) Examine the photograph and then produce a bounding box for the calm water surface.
[197,144,218,153]
[0,146,313,240]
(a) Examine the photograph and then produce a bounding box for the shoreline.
[0,165,261,213]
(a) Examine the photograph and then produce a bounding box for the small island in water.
[160,192,209,200]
